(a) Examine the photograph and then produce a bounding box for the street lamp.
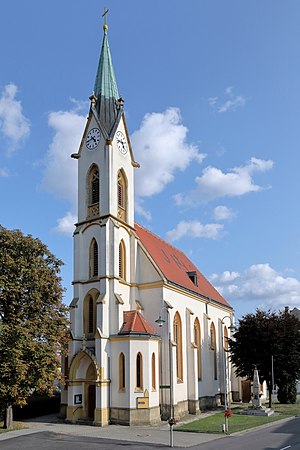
[220,315,235,433]
[155,306,175,448]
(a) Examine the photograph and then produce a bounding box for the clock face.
[86,128,101,150]
[116,130,128,155]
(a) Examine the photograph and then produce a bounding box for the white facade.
[61,24,236,426]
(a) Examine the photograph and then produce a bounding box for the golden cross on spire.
[102,7,109,31]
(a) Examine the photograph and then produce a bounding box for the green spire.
[93,24,119,100]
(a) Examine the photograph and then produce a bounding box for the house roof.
[119,310,157,335]
[134,223,231,309]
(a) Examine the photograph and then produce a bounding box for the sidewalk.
[0,413,226,447]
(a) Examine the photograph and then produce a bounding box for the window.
[173,312,183,381]
[119,353,125,390]
[152,353,156,390]
[223,326,228,351]
[187,271,198,286]
[88,166,100,217]
[119,240,126,280]
[136,352,143,390]
[83,293,97,337]
[89,239,98,278]
[210,322,217,380]
[117,170,127,221]
[88,297,94,334]
[194,318,202,380]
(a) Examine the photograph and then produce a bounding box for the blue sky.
[1,0,300,319]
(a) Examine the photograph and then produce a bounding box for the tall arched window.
[83,294,97,337]
[89,239,98,278]
[119,353,125,390]
[88,166,100,217]
[224,326,228,352]
[210,322,217,380]
[88,297,94,334]
[152,353,156,390]
[117,170,127,221]
[194,318,202,380]
[119,240,126,280]
[136,352,143,390]
[173,312,183,382]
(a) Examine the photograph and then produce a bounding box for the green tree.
[229,309,300,407]
[0,226,69,429]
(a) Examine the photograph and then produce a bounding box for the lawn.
[176,408,295,434]
[0,422,25,434]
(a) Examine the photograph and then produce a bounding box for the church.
[60,18,236,427]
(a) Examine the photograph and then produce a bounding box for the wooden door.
[241,380,251,403]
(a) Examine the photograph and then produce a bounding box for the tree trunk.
[268,383,272,409]
[4,404,13,429]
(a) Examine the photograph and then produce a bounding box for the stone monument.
[241,366,274,416]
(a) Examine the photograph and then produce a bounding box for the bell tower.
[65,15,140,426]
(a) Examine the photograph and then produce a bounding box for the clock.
[116,130,128,155]
[86,128,101,150]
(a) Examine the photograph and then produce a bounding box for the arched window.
[83,294,97,337]
[224,326,228,352]
[194,318,202,380]
[88,166,100,217]
[119,240,126,280]
[152,353,156,390]
[119,353,125,390]
[210,322,217,380]
[117,170,127,221]
[88,297,94,334]
[89,239,98,278]
[173,312,183,382]
[136,352,143,390]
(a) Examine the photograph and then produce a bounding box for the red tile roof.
[134,223,231,309]
[119,310,157,335]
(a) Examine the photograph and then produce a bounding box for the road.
[1,417,299,449]
[194,417,300,450]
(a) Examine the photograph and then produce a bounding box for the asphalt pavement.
[0,413,298,449]
[0,413,224,448]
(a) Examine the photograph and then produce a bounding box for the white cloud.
[210,263,300,310]
[213,205,236,221]
[166,220,224,242]
[53,211,77,236]
[208,86,246,113]
[135,198,152,221]
[41,104,87,235]
[0,83,30,153]
[131,107,206,201]
[0,167,9,177]
[175,157,273,206]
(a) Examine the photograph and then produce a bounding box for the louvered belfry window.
[88,166,100,217]
[117,170,126,221]
[91,169,99,204]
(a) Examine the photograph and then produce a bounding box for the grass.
[0,422,26,434]
[177,403,300,435]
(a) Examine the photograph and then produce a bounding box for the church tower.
[63,16,160,427]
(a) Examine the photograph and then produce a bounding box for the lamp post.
[220,315,235,433]
[156,306,174,448]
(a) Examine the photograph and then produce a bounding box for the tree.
[229,309,300,407]
[0,226,69,429]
